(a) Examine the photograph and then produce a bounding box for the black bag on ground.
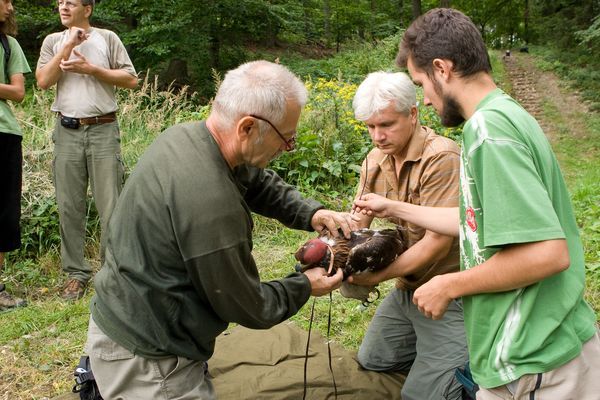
[72,355,103,400]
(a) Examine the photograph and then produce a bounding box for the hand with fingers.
[303,267,344,296]
[352,193,398,219]
[311,209,360,239]
[67,26,89,47]
[60,50,95,75]
[412,274,454,320]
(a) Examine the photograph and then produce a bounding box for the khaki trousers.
[86,317,216,399]
[477,330,600,400]
[52,118,124,282]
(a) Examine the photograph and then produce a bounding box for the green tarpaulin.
[210,322,405,399]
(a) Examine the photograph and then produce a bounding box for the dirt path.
[501,52,591,142]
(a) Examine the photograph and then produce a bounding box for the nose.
[370,126,385,142]
[423,96,432,106]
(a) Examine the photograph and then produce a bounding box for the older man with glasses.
[85,60,358,399]
[36,0,138,300]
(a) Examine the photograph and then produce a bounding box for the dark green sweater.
[91,121,321,361]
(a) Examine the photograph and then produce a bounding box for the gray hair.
[353,71,417,121]
[212,60,308,130]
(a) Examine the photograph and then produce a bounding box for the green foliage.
[270,77,368,207]
[454,0,525,48]
[284,34,401,82]
[19,196,60,257]
[575,14,600,48]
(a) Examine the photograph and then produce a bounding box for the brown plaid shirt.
[355,124,461,290]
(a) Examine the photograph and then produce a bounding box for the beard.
[432,75,465,127]
[440,94,465,127]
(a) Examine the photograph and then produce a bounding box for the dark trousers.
[0,133,22,252]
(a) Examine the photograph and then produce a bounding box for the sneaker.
[0,286,27,311]
[61,278,87,300]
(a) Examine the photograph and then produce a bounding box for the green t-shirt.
[460,89,597,388]
[0,35,31,136]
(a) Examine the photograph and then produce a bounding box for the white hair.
[352,71,417,121]
[212,60,308,130]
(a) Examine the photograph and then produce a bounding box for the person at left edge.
[35,0,137,300]
[85,60,358,399]
[0,0,31,311]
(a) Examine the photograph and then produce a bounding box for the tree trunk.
[412,0,422,20]
[208,1,221,69]
[323,0,331,45]
[303,0,311,43]
[369,0,377,39]
[396,0,404,25]
[523,0,529,44]
[440,0,450,7]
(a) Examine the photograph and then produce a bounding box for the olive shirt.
[356,124,460,290]
[0,35,31,136]
[91,121,321,361]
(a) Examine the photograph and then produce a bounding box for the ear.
[236,116,257,144]
[84,5,93,19]
[409,105,418,123]
[432,58,454,83]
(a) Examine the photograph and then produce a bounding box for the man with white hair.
[85,60,357,399]
[348,71,468,400]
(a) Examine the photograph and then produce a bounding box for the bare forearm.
[0,76,25,102]
[446,239,570,298]
[353,194,459,236]
[91,67,137,89]
[36,39,82,89]
[392,202,459,237]
[389,231,453,277]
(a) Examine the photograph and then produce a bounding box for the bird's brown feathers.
[295,228,406,278]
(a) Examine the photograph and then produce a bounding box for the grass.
[0,46,598,398]
[536,98,600,315]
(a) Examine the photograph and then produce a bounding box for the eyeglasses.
[57,0,83,9]
[249,114,296,152]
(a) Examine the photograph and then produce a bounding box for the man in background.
[36,0,137,300]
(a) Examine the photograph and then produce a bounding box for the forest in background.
[14,0,600,105]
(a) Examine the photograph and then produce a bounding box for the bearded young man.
[354,8,600,399]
